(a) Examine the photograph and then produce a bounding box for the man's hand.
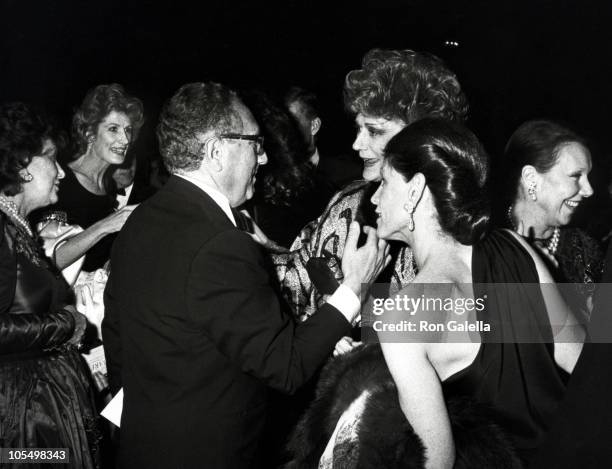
[333,336,363,357]
[341,221,390,299]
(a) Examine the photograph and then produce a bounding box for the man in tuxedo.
[112,154,156,209]
[102,82,387,469]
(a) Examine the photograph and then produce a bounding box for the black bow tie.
[116,188,127,196]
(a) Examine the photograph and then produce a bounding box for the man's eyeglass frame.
[219,133,265,156]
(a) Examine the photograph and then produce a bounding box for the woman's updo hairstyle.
[501,119,586,207]
[385,118,490,245]
[72,83,144,156]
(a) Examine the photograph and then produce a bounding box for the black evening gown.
[443,229,569,464]
[527,242,612,468]
[40,166,116,272]
[284,230,570,468]
[0,214,101,468]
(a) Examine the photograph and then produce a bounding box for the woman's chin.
[47,192,59,206]
[362,167,382,182]
[376,225,393,241]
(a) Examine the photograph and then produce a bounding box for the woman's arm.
[0,223,85,352]
[0,307,85,353]
[506,230,585,373]
[54,205,137,269]
[381,341,455,469]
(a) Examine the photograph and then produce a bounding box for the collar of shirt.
[175,173,236,227]
[115,182,134,210]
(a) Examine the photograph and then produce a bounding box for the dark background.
[2,0,612,216]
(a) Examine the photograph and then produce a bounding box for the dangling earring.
[21,172,33,182]
[404,201,415,231]
[528,181,537,201]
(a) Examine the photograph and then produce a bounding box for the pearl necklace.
[545,226,561,255]
[0,195,34,238]
[507,205,560,255]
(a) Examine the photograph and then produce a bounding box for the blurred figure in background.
[244,91,331,247]
[109,152,156,210]
[285,86,361,192]
[285,86,321,167]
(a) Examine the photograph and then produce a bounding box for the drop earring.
[404,201,415,231]
[528,181,537,201]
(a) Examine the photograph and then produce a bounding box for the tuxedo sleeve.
[186,229,351,394]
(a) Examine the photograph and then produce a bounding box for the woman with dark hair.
[244,92,328,247]
[503,120,602,319]
[287,120,583,468]
[373,119,582,468]
[272,49,469,324]
[40,83,144,272]
[0,103,101,467]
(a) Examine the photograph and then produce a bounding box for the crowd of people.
[1,47,611,469]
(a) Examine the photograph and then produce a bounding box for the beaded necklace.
[0,195,33,238]
[507,205,560,255]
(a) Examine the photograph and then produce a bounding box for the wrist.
[341,276,363,300]
[91,219,111,238]
[66,306,87,348]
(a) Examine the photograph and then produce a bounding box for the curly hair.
[72,83,144,155]
[344,49,468,124]
[385,119,490,245]
[0,102,53,195]
[244,91,314,207]
[157,82,243,173]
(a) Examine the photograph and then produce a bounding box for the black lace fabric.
[556,227,604,321]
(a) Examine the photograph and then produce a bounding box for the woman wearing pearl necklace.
[503,119,603,320]
[0,103,101,467]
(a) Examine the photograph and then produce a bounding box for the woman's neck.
[70,151,111,192]
[410,221,472,282]
[510,198,556,239]
[0,192,28,217]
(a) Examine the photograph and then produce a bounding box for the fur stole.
[283,344,522,469]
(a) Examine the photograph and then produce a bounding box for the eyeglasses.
[219,133,265,156]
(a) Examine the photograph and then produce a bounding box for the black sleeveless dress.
[40,166,116,272]
[284,230,571,468]
[0,214,101,468]
[443,229,569,464]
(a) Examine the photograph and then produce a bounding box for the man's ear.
[311,117,321,137]
[205,137,225,172]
